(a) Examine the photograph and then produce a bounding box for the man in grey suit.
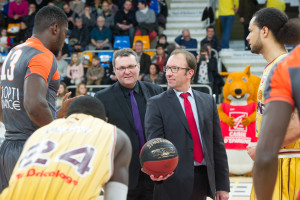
[95,48,163,200]
[144,49,230,200]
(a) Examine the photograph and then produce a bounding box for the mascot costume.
[218,65,260,174]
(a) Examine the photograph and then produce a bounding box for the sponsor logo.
[16,168,78,186]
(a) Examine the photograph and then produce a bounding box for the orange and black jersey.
[0,37,60,140]
[264,45,300,119]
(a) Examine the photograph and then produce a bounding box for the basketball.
[139,138,179,178]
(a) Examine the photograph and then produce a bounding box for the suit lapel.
[113,82,135,129]
[139,81,151,100]
[192,90,205,134]
[166,89,192,139]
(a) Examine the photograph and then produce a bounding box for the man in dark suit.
[95,48,163,200]
[134,40,151,79]
[144,49,230,200]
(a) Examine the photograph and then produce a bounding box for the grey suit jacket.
[145,88,230,200]
[95,81,164,189]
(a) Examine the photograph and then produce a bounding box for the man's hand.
[247,142,257,160]
[56,92,80,118]
[216,191,229,200]
[141,168,173,181]
[240,17,245,23]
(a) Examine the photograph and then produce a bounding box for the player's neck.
[261,43,287,63]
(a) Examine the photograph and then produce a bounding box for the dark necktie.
[180,92,204,163]
[130,89,145,148]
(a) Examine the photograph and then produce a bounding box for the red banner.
[220,102,258,150]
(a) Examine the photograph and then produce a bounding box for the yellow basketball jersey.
[251,54,300,199]
[256,53,287,137]
[0,114,116,200]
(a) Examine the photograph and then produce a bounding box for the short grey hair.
[112,48,138,68]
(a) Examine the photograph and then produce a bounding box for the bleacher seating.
[98,51,113,68]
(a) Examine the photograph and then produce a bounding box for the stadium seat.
[7,23,20,34]
[113,36,130,49]
[98,51,113,68]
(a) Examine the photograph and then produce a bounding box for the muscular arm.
[253,101,293,200]
[247,110,299,160]
[104,128,132,200]
[23,74,53,127]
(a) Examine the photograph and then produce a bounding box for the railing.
[67,84,213,96]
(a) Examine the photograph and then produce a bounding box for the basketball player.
[0,96,132,200]
[0,5,75,192]
[253,45,300,199]
[246,7,300,199]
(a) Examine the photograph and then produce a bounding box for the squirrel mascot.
[218,65,260,174]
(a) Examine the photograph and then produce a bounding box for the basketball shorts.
[0,140,26,193]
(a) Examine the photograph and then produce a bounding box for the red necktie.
[180,93,204,163]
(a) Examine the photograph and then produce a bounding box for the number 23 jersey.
[0,37,60,140]
[0,114,117,200]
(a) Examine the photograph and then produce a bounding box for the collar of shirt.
[120,81,140,97]
[173,87,194,99]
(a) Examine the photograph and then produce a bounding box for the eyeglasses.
[115,64,137,72]
[163,66,190,73]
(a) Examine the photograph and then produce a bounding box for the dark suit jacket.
[145,89,230,200]
[140,53,151,75]
[95,81,164,190]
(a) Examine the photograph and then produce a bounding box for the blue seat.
[98,51,114,68]
[113,36,130,49]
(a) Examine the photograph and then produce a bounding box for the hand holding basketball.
[139,138,179,180]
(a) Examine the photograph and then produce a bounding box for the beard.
[250,37,263,54]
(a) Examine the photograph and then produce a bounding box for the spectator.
[102,61,117,84]
[142,63,165,84]
[23,3,36,35]
[63,2,79,33]
[11,21,31,47]
[156,34,170,49]
[69,17,90,52]
[29,0,47,11]
[135,0,157,42]
[88,16,112,50]
[56,82,68,109]
[151,44,166,71]
[86,55,105,85]
[157,0,168,29]
[69,0,85,15]
[200,26,221,53]
[61,42,70,57]
[266,0,286,11]
[194,44,217,95]
[0,28,10,53]
[98,0,115,28]
[107,0,118,13]
[219,0,239,48]
[101,48,118,85]
[67,53,84,85]
[238,0,259,50]
[175,29,197,56]
[91,0,102,16]
[56,50,68,83]
[52,0,65,10]
[8,0,29,23]
[75,83,87,96]
[81,5,97,32]
[134,40,151,79]
[111,0,136,45]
